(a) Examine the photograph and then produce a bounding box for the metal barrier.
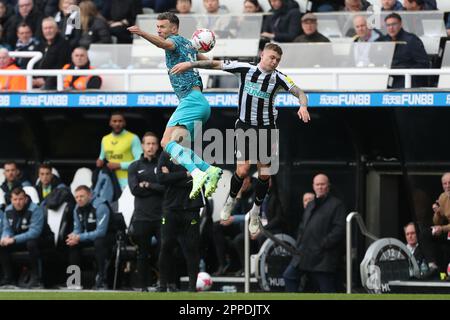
[346,211,378,294]
[1,67,450,91]
[8,51,42,90]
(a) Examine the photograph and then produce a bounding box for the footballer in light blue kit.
[128,12,222,200]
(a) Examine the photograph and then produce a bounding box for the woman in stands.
[78,0,111,49]
[243,0,264,13]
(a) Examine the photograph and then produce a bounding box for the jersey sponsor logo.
[244,81,270,99]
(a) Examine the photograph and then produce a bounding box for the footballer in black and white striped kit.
[170,43,310,236]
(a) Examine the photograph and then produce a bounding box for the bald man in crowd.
[283,173,346,293]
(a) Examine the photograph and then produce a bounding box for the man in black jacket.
[128,132,164,291]
[34,163,66,205]
[379,13,430,88]
[33,17,71,89]
[156,151,205,292]
[261,0,301,43]
[283,173,346,293]
[0,187,54,288]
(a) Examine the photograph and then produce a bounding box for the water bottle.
[199,259,206,272]
[222,285,237,293]
[420,261,428,277]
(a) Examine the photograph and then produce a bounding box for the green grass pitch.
[0,291,449,300]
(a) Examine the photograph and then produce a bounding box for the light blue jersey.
[166,34,203,99]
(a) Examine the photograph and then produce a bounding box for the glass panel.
[277,42,396,68]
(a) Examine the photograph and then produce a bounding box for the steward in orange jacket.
[63,62,102,90]
[0,48,26,91]
[63,47,102,90]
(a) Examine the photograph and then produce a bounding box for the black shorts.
[234,119,279,164]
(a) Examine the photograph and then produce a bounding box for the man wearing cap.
[293,13,330,43]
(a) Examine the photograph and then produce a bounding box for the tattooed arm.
[290,85,310,123]
[170,60,223,74]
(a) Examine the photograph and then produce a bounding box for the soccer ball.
[196,272,213,291]
[191,28,216,53]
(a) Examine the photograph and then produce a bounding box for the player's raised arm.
[127,25,175,50]
[290,85,311,123]
[170,60,223,75]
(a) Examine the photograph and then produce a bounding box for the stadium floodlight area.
[277,42,395,90]
[315,11,446,55]
[136,14,263,58]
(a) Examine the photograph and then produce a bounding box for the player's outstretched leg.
[248,176,270,235]
[220,163,252,221]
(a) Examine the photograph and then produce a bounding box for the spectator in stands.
[142,0,176,13]
[54,0,82,51]
[381,0,404,11]
[341,0,371,11]
[1,162,31,206]
[0,187,54,288]
[66,185,114,290]
[379,13,430,88]
[0,24,11,50]
[0,48,26,90]
[78,0,112,49]
[0,1,13,27]
[404,222,438,277]
[244,0,263,13]
[431,173,450,239]
[128,132,164,292]
[34,17,71,89]
[310,0,341,12]
[283,173,346,293]
[302,192,315,209]
[62,46,102,90]
[173,0,193,14]
[294,13,330,43]
[261,0,301,43]
[103,0,137,44]
[34,163,66,205]
[203,0,229,14]
[156,150,205,292]
[353,15,382,42]
[14,23,39,69]
[96,112,142,190]
[212,176,254,276]
[4,0,43,48]
[404,0,436,10]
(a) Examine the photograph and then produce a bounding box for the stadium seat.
[70,168,93,196]
[117,185,134,229]
[46,202,68,246]
[210,169,232,223]
[437,0,450,12]
[23,186,40,204]
[438,41,450,88]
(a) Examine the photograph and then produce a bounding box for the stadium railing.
[346,212,378,294]
[9,51,43,89]
[3,67,450,91]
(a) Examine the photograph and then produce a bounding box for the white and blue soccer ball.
[191,28,216,53]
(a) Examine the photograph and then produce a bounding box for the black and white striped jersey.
[222,60,296,126]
